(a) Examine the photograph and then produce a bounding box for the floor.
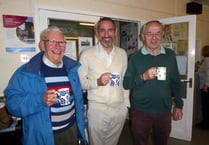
[1,119,209,145]
[118,120,209,145]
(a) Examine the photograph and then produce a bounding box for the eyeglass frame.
[43,39,67,47]
[144,32,163,38]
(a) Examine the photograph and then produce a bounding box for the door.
[158,15,196,141]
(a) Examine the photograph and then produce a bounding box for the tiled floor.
[118,120,209,145]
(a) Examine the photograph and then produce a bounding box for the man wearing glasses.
[123,20,183,145]
[5,26,87,145]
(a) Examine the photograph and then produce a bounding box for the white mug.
[157,67,167,80]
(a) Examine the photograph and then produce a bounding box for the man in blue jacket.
[5,26,87,145]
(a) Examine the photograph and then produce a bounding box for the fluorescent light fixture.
[79,22,95,26]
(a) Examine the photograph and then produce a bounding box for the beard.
[100,37,114,48]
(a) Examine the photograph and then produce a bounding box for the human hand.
[97,72,112,86]
[142,67,157,80]
[172,108,183,121]
[44,90,58,106]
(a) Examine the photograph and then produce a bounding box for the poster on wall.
[2,15,35,53]
[78,37,93,55]
[65,40,77,61]
[120,22,138,58]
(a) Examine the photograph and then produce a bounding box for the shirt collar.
[141,45,166,55]
[42,55,63,68]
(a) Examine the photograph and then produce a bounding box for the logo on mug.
[110,73,120,87]
[57,88,71,106]
[157,67,167,80]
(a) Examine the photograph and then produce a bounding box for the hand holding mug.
[97,72,112,86]
[44,90,58,106]
[142,67,157,80]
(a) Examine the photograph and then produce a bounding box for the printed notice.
[3,15,35,53]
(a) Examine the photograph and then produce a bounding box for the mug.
[57,88,71,106]
[157,67,167,80]
[110,73,120,87]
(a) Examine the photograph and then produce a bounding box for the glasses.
[43,40,67,47]
[145,32,162,38]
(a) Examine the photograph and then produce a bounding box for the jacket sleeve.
[70,68,87,143]
[123,55,144,90]
[5,68,47,117]
[122,52,130,107]
[78,51,98,90]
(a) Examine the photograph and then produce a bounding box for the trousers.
[131,109,171,145]
[87,102,127,145]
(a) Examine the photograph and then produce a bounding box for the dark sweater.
[123,47,183,114]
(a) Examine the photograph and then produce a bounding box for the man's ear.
[39,41,45,51]
[140,34,145,42]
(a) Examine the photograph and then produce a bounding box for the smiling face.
[141,21,164,52]
[40,31,66,66]
[96,19,116,50]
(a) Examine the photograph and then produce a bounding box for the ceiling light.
[79,22,95,26]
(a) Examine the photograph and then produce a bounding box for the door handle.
[181,78,192,88]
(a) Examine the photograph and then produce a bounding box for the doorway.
[49,18,140,60]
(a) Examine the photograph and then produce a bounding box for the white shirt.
[42,55,63,68]
[96,43,115,66]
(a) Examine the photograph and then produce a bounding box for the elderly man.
[5,26,87,145]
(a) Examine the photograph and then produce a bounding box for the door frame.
[34,6,142,51]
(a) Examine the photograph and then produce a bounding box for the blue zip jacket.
[5,51,87,145]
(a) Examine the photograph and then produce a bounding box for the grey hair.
[139,20,164,41]
[39,26,64,40]
[141,20,164,34]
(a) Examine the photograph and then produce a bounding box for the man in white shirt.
[78,17,130,145]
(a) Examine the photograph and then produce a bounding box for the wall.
[0,0,209,95]
[0,0,36,96]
